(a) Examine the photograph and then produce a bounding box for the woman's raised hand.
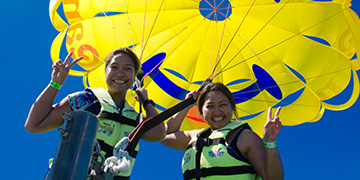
[51,51,83,85]
[263,106,282,142]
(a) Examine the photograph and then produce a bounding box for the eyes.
[205,102,229,109]
[109,64,134,72]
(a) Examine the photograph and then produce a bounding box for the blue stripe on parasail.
[237,110,265,120]
[284,64,306,83]
[142,53,189,100]
[273,87,305,108]
[163,68,189,82]
[226,79,251,86]
[233,64,283,104]
[303,35,331,47]
[94,12,124,17]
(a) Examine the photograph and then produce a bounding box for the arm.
[263,107,284,180]
[24,52,83,133]
[161,129,198,151]
[165,91,198,134]
[136,88,166,142]
[236,107,284,180]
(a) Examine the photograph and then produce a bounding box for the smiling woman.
[161,82,284,180]
[24,48,166,179]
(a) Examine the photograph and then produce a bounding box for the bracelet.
[264,141,277,148]
[143,99,155,107]
[50,80,62,90]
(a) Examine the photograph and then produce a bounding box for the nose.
[213,106,222,115]
[115,68,126,76]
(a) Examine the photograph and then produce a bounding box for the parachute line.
[231,66,351,106]
[123,0,137,54]
[93,0,128,47]
[215,0,291,77]
[139,0,165,62]
[215,8,347,77]
[212,0,239,77]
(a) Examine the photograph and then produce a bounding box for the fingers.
[275,106,281,116]
[267,106,281,120]
[56,51,83,69]
[135,87,149,101]
[69,56,83,68]
[64,51,74,65]
[186,90,198,100]
[267,106,273,120]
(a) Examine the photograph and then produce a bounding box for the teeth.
[213,117,223,121]
[114,80,125,83]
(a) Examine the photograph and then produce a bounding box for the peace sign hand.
[51,51,83,85]
[263,106,282,142]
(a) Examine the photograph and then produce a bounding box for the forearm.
[165,106,192,134]
[25,84,62,133]
[141,103,166,142]
[265,147,284,180]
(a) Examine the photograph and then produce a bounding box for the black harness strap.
[125,96,196,153]
[97,140,138,159]
[183,166,256,179]
[98,111,139,127]
[187,137,226,150]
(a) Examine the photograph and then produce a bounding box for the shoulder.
[68,90,99,111]
[185,129,201,139]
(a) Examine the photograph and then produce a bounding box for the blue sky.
[2,1,359,179]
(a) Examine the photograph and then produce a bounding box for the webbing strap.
[97,140,138,159]
[183,165,256,179]
[113,175,130,180]
[186,137,226,150]
[98,111,139,127]
[125,97,196,153]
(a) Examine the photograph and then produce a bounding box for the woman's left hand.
[263,106,282,142]
[135,87,149,103]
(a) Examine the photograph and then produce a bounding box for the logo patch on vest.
[183,152,191,164]
[98,122,115,136]
[208,147,224,157]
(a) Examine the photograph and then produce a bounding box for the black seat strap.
[98,111,139,127]
[183,166,256,179]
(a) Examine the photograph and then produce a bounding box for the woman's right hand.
[51,51,83,85]
[186,90,198,100]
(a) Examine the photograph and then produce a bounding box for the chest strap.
[97,139,138,159]
[98,111,139,127]
[186,137,226,150]
[183,166,256,180]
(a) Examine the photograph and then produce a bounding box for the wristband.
[264,141,277,148]
[143,99,155,107]
[50,80,62,90]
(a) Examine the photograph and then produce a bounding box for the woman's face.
[201,90,232,130]
[105,53,135,94]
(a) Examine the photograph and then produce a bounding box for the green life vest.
[182,122,260,180]
[88,88,139,178]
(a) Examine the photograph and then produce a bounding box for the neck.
[108,90,126,107]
